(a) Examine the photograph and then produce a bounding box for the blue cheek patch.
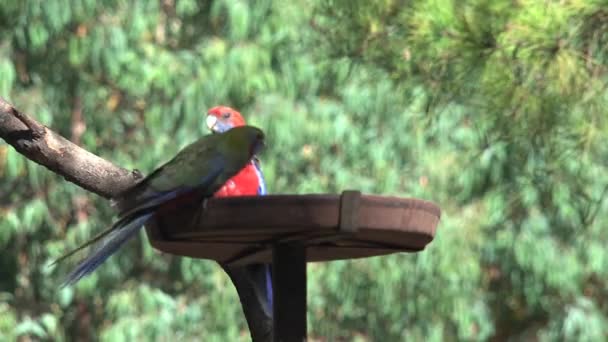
[214,121,233,133]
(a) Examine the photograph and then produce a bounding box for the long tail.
[61,212,154,286]
[245,263,274,318]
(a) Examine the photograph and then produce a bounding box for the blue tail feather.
[62,213,154,286]
[245,263,274,318]
[264,263,273,314]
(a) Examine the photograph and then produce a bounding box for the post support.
[272,243,307,342]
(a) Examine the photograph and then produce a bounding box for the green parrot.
[53,125,266,285]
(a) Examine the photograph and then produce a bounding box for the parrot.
[206,106,273,318]
[53,125,266,286]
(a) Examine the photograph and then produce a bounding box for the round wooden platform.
[145,191,441,265]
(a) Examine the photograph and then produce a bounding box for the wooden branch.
[0,97,271,341]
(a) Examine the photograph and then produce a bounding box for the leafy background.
[1,0,607,340]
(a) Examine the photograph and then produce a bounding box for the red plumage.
[213,162,261,197]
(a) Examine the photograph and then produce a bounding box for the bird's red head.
[206,106,246,133]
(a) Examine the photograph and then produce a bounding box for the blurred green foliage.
[1,0,607,340]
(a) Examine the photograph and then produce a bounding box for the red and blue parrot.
[207,106,273,318]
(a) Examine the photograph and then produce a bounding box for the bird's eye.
[222,112,231,119]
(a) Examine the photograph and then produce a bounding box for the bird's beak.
[206,115,218,132]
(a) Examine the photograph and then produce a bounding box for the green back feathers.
[115,126,265,218]
[216,125,265,175]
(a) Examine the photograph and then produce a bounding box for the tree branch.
[0,97,271,341]
[0,98,141,198]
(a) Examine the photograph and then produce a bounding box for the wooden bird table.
[145,190,441,342]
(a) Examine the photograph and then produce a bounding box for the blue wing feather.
[249,158,273,317]
[253,159,267,195]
